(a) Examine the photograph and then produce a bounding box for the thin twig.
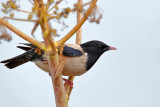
[76,0,83,44]
[48,1,91,17]
[0,17,44,50]
[83,1,92,6]
[28,0,34,5]
[48,16,57,20]
[3,17,38,22]
[35,0,67,107]
[47,0,62,12]
[31,22,39,37]
[16,8,36,14]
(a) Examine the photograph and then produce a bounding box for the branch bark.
[76,0,83,44]
[34,0,67,106]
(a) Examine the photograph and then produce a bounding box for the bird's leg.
[63,78,73,88]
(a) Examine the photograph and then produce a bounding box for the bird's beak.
[109,46,117,50]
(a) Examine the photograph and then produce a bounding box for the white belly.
[34,55,88,76]
[62,55,87,76]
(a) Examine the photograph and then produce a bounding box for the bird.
[0,40,116,76]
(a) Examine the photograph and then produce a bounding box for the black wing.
[63,46,83,57]
[18,43,83,57]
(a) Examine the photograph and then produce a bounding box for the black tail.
[0,53,29,69]
[17,46,32,51]
[1,43,43,69]
[17,43,35,51]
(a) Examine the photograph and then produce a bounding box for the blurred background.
[0,0,160,107]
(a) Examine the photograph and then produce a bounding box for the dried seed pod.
[86,5,103,24]
[28,14,33,19]
[0,24,12,43]
[10,13,14,18]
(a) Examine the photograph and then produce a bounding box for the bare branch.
[57,0,98,45]
[16,8,36,14]
[35,1,67,106]
[3,17,38,22]
[0,17,44,50]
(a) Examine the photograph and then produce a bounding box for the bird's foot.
[63,78,73,88]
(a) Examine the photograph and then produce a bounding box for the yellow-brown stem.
[3,17,38,22]
[57,0,98,45]
[0,17,43,49]
[29,0,34,5]
[31,22,39,36]
[36,1,67,106]
[83,1,92,6]
[47,0,63,12]
[16,8,36,14]
[76,0,83,45]
[47,55,67,107]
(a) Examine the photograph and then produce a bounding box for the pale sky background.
[0,0,160,107]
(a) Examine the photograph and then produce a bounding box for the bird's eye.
[98,45,103,49]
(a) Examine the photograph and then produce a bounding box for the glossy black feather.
[4,60,28,69]
[1,52,30,69]
[17,46,32,51]
[63,46,83,57]
[81,40,110,71]
[1,49,44,69]
[18,43,83,57]
[19,43,36,48]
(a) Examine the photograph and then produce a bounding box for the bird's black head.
[81,40,116,55]
[81,40,117,71]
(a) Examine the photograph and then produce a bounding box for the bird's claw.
[63,78,73,88]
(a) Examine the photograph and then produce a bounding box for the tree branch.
[0,17,44,50]
[3,17,38,22]
[76,0,83,45]
[35,0,67,106]
[57,0,98,45]
[16,8,36,14]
